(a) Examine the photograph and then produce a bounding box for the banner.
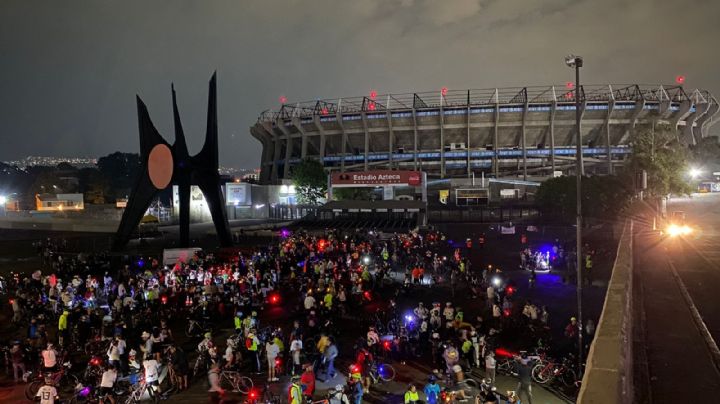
[501,226,516,235]
[226,183,251,206]
[331,170,422,187]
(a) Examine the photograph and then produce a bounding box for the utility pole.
[566,54,584,377]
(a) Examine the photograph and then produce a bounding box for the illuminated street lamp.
[689,167,702,179]
[565,54,584,377]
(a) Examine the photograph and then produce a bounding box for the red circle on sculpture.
[148,144,173,189]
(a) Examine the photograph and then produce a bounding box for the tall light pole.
[565,54,584,376]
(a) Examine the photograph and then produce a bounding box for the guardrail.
[578,221,633,403]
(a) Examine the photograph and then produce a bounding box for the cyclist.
[404,384,420,404]
[35,376,59,404]
[142,353,161,397]
[300,364,316,400]
[288,375,303,404]
[329,384,350,404]
[423,376,441,404]
[41,343,58,373]
[207,363,223,400]
[413,302,428,321]
[98,363,117,404]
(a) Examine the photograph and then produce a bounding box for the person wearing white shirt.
[36,379,59,404]
[290,338,303,375]
[304,294,316,311]
[99,364,117,404]
[143,354,160,395]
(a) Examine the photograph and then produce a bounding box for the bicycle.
[25,362,78,401]
[367,362,395,384]
[531,356,576,386]
[218,369,254,394]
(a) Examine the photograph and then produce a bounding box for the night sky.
[1,0,718,169]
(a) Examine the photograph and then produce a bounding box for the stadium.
[251,84,719,184]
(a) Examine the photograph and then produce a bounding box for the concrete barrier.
[578,221,633,403]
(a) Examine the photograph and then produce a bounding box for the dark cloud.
[0,0,717,168]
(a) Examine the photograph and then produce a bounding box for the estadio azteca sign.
[331,170,422,187]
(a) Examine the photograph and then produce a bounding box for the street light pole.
[566,54,584,377]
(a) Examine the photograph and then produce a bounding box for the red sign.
[331,170,422,187]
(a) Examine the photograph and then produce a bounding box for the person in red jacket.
[300,364,316,400]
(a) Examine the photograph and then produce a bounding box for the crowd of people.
[1,227,594,404]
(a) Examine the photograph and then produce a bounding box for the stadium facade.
[251,85,718,183]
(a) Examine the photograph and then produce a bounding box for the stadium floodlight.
[0,195,6,205]
[565,55,583,68]
[689,167,702,178]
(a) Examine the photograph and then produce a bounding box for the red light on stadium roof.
[676,75,685,84]
[441,87,448,96]
[369,90,377,100]
[565,82,574,89]
[321,107,329,115]
[279,95,287,104]
[565,92,574,99]
[368,101,376,111]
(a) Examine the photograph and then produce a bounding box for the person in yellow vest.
[234,311,243,332]
[246,330,260,372]
[404,383,420,404]
[323,291,333,312]
[58,310,69,346]
[585,254,593,285]
[288,375,303,404]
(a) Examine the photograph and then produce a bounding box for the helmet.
[236,311,243,317]
[291,375,301,382]
[570,317,577,322]
[129,349,137,356]
[251,311,257,316]
[428,375,436,382]
[204,332,212,339]
[335,384,344,392]
[418,302,424,306]
[446,302,451,306]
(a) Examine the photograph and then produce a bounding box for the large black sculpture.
[113,73,233,250]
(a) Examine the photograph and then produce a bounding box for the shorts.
[99,387,113,396]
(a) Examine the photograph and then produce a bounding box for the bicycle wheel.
[219,372,237,391]
[25,380,42,401]
[460,378,478,390]
[59,373,79,397]
[531,363,552,384]
[559,368,577,387]
[377,364,395,382]
[496,359,512,375]
[235,375,253,394]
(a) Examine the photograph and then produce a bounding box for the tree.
[535,175,632,223]
[623,124,693,197]
[97,152,141,201]
[290,158,327,205]
[78,167,108,204]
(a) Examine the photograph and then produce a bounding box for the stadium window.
[586,104,608,110]
[417,110,440,117]
[527,105,551,112]
[342,115,361,121]
[391,111,412,118]
[320,116,336,122]
[443,109,467,115]
[470,107,494,114]
[643,104,659,110]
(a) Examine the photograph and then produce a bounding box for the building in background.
[251,84,718,183]
[35,193,84,211]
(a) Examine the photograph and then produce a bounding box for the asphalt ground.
[633,193,720,402]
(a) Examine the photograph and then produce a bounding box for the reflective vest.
[288,383,302,404]
[404,390,419,403]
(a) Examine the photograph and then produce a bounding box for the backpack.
[245,337,253,350]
